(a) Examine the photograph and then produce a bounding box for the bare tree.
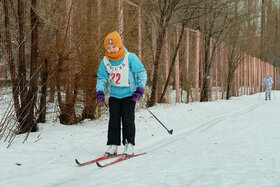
[3,0,20,121]
[37,59,48,123]
[1,0,40,136]
[81,0,98,120]
[146,0,181,107]
[198,0,239,102]
[224,0,246,99]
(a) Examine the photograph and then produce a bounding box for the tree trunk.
[18,0,38,133]
[37,59,48,123]
[159,23,186,103]
[200,37,211,102]
[226,70,234,100]
[26,0,39,130]
[56,56,79,125]
[18,0,27,103]
[3,0,20,119]
[148,1,179,107]
[148,26,166,107]
[82,0,96,120]
[260,0,266,59]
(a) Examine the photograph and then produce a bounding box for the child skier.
[96,31,147,157]
[262,74,273,100]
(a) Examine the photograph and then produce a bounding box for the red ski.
[75,154,123,166]
[96,152,146,168]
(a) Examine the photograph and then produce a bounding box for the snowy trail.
[139,101,265,154]
[131,98,280,187]
[1,92,280,187]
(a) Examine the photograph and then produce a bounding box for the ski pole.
[272,90,277,100]
[258,91,261,100]
[140,101,173,135]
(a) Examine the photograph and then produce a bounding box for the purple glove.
[132,87,144,101]
[96,91,105,104]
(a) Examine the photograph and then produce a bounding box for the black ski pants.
[107,96,136,146]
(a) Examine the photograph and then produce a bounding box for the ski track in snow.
[140,101,265,154]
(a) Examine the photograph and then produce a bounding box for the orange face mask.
[104,31,125,61]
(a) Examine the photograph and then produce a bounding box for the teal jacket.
[96,47,147,99]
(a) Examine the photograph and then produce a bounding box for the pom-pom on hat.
[104,31,123,49]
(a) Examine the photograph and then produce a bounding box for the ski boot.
[104,145,118,157]
[123,143,134,157]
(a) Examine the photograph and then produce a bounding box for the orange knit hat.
[104,31,123,49]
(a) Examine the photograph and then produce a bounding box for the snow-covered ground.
[1,91,280,187]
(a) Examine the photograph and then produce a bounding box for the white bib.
[104,53,130,87]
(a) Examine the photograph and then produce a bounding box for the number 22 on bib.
[104,53,130,87]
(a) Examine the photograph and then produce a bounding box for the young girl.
[96,31,147,157]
